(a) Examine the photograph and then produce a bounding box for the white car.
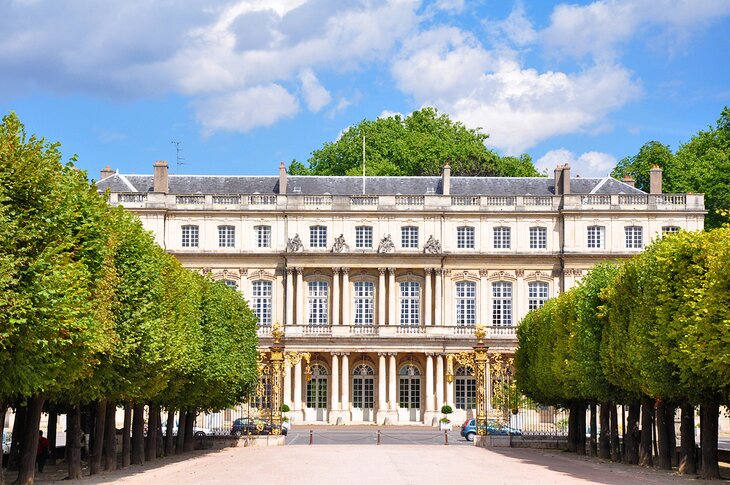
[2,431,11,454]
[161,424,213,437]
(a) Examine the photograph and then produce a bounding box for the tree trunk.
[576,401,587,456]
[589,402,597,457]
[121,403,131,468]
[156,409,164,458]
[46,411,57,466]
[598,402,610,459]
[625,400,640,464]
[183,409,195,452]
[566,402,578,453]
[89,400,106,475]
[145,404,158,462]
[655,399,671,470]
[165,410,175,456]
[176,410,186,454]
[67,404,83,480]
[8,404,27,471]
[103,401,117,471]
[610,403,621,462]
[131,403,145,465]
[17,394,45,485]
[678,400,696,475]
[699,401,720,479]
[639,397,654,467]
[667,403,676,467]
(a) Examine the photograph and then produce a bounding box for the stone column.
[378,268,386,325]
[436,354,444,411]
[341,269,350,325]
[423,268,433,327]
[388,268,396,325]
[296,268,304,326]
[388,353,397,410]
[434,269,442,325]
[425,353,435,423]
[284,364,292,409]
[332,268,340,326]
[331,353,340,418]
[286,268,294,325]
[294,360,303,422]
[341,353,350,421]
[378,353,387,413]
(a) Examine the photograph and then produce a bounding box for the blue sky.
[1,0,728,179]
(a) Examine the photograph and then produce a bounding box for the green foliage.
[611,141,674,192]
[440,404,453,415]
[294,107,541,177]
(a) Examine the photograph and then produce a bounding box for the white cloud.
[487,4,537,47]
[379,110,404,119]
[536,149,617,177]
[299,68,331,112]
[193,84,299,135]
[392,27,641,154]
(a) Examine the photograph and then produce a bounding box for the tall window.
[493,226,511,249]
[587,225,605,249]
[529,226,547,249]
[307,281,329,325]
[218,225,235,248]
[255,225,271,248]
[352,364,375,409]
[252,280,272,326]
[492,282,513,327]
[353,281,375,325]
[457,226,475,249]
[181,225,199,248]
[662,226,680,235]
[355,226,373,249]
[455,367,476,410]
[399,365,421,409]
[455,281,476,326]
[625,226,643,249]
[401,226,419,248]
[528,282,549,311]
[306,365,328,409]
[399,281,420,326]
[310,225,327,248]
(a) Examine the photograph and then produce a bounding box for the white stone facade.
[98,163,705,426]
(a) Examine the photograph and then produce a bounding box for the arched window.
[352,364,375,410]
[223,279,238,289]
[306,364,328,411]
[455,281,476,326]
[662,226,680,235]
[455,366,476,410]
[353,281,374,325]
[252,280,272,326]
[492,281,513,327]
[399,364,421,410]
[399,281,420,326]
[308,281,329,325]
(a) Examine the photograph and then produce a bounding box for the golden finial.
[475,323,486,343]
[271,321,284,344]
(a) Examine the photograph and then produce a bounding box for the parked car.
[2,431,11,455]
[161,423,213,437]
[460,419,522,441]
[230,418,288,437]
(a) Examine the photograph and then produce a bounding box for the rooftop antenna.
[362,135,366,195]
[171,140,190,174]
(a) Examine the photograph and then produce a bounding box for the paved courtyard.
[44,439,726,485]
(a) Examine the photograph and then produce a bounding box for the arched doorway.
[352,363,375,422]
[399,363,421,422]
[306,364,328,422]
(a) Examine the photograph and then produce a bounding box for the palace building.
[97,161,705,426]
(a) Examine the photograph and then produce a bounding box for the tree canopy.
[289,107,541,177]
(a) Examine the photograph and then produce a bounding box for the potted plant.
[280,404,291,432]
[439,404,453,431]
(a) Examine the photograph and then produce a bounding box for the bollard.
[309,429,313,445]
[444,429,448,445]
[377,429,381,445]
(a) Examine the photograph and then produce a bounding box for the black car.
[230,418,287,437]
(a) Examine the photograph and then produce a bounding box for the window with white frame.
[310,225,327,248]
[399,281,420,326]
[455,366,476,410]
[662,226,681,235]
[492,281,513,327]
[307,281,329,325]
[401,226,419,248]
[493,226,511,249]
[252,280,272,326]
[587,225,605,249]
[181,225,199,248]
[218,225,235,248]
[457,226,475,249]
[625,226,643,249]
[455,281,476,326]
[528,282,549,311]
[355,226,373,249]
[353,281,374,325]
[255,225,271,248]
[223,279,238,289]
[529,226,547,249]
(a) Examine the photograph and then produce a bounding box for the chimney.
[562,163,570,195]
[279,162,288,194]
[649,165,662,194]
[622,175,635,188]
[100,165,114,180]
[153,160,169,193]
[553,165,563,195]
[442,163,451,195]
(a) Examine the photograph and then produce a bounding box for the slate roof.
[96,173,645,196]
